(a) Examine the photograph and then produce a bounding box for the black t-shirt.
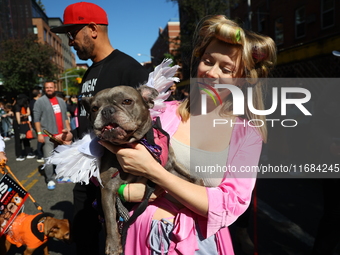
[67,103,77,117]
[76,49,149,138]
[13,104,29,124]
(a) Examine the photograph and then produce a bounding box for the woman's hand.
[99,140,209,217]
[99,141,159,177]
[99,141,165,202]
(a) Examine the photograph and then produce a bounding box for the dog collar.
[31,212,54,241]
[111,171,120,179]
[139,117,169,167]
[139,137,162,162]
[37,217,46,233]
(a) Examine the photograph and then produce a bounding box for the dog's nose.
[101,106,115,119]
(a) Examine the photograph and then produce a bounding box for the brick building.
[0,0,75,90]
[49,17,76,71]
[228,0,340,77]
[151,18,181,70]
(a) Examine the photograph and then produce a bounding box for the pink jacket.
[125,101,262,255]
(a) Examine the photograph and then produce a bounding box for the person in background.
[100,15,276,254]
[50,2,149,254]
[0,135,7,164]
[33,81,71,190]
[165,82,182,101]
[55,91,66,101]
[29,88,44,163]
[13,95,36,161]
[0,101,5,136]
[3,104,14,139]
[0,101,11,141]
[67,95,78,130]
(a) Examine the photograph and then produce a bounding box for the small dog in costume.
[0,212,70,255]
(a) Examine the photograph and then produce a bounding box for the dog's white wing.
[145,58,180,118]
[45,133,103,186]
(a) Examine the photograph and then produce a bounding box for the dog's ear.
[80,96,93,114]
[137,85,159,109]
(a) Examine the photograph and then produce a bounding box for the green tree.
[168,0,231,79]
[60,68,87,96]
[0,34,58,93]
[36,0,46,13]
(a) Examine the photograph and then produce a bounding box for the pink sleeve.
[159,101,181,137]
[204,125,262,238]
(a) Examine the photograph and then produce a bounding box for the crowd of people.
[0,1,339,255]
[0,88,79,164]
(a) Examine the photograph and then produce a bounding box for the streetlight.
[137,53,154,59]
[59,70,79,96]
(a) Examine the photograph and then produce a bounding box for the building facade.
[151,19,181,65]
[0,0,75,87]
[228,0,340,77]
[49,17,75,71]
[0,0,35,41]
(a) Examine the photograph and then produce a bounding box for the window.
[275,17,284,45]
[244,13,251,30]
[33,26,38,35]
[321,0,334,28]
[295,6,305,38]
[257,5,267,32]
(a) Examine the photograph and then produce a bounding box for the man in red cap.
[51,2,149,254]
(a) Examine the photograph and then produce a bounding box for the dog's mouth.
[98,122,135,143]
[101,123,119,133]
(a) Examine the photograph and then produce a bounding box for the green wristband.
[117,184,127,202]
[37,132,43,135]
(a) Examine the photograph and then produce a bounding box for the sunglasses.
[67,24,87,41]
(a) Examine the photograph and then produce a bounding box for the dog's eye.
[122,99,133,105]
[92,106,99,112]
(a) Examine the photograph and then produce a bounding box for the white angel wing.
[145,58,180,117]
[45,133,103,186]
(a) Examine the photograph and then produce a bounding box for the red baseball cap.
[51,2,108,33]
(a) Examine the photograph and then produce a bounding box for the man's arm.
[64,119,71,132]
[35,122,45,144]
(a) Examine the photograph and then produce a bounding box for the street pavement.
[2,138,76,255]
[1,137,339,255]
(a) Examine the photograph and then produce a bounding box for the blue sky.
[43,0,179,65]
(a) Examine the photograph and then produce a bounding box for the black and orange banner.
[0,174,28,236]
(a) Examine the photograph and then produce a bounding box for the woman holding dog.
[100,15,276,254]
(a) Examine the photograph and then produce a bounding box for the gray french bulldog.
[81,85,201,255]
